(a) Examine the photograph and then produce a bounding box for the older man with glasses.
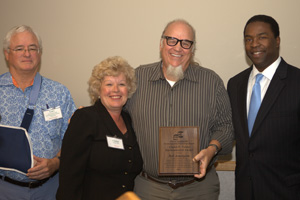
[0,25,76,200]
[125,19,234,200]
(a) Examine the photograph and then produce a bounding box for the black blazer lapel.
[94,100,123,138]
[251,59,287,135]
[237,70,252,138]
[94,99,134,145]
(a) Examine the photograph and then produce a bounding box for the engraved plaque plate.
[159,126,199,176]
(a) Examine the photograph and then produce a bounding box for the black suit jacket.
[227,58,300,200]
[56,100,143,200]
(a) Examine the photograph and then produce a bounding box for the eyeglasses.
[162,36,194,49]
[8,45,40,55]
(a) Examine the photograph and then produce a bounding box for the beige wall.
[1,0,299,107]
[1,1,299,198]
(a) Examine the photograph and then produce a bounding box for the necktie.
[248,74,264,135]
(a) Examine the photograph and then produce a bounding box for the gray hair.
[3,25,42,53]
[161,19,196,42]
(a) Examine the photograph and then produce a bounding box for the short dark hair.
[244,15,280,38]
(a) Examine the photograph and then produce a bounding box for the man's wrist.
[208,144,220,155]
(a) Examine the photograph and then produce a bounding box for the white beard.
[165,64,184,82]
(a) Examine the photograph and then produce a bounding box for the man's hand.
[193,143,219,179]
[27,155,59,180]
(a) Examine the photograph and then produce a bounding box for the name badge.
[106,136,124,150]
[43,106,63,121]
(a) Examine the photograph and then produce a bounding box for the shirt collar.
[11,76,34,88]
[0,72,13,86]
[148,61,165,81]
[250,56,281,81]
[0,72,34,88]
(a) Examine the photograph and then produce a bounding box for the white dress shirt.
[247,57,281,116]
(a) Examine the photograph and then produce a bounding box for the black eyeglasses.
[162,36,194,49]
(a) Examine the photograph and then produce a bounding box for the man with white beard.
[125,19,234,200]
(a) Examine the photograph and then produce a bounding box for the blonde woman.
[57,56,143,200]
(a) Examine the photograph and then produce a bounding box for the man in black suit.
[227,15,300,200]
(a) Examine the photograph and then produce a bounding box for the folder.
[0,124,34,175]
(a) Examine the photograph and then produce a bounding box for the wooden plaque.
[159,126,199,176]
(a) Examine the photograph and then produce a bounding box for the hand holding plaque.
[159,126,199,176]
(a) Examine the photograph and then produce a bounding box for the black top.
[57,100,143,200]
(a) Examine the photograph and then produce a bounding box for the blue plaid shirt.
[0,72,76,182]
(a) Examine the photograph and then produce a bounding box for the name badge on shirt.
[106,135,124,150]
[43,106,63,121]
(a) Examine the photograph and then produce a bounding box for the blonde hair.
[88,56,136,104]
